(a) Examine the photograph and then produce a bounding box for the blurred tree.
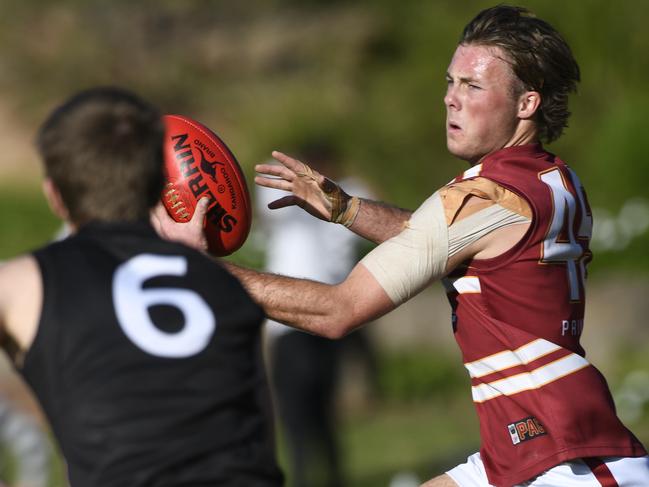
[0,0,646,268]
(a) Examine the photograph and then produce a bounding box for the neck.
[504,119,539,149]
[471,123,539,166]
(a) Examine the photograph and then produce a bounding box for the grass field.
[2,394,480,487]
[9,386,647,486]
[0,180,60,260]
[338,397,479,485]
[3,345,645,486]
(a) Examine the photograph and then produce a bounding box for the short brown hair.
[37,87,164,224]
[461,5,580,143]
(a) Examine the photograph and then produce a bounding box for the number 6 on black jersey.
[112,254,216,358]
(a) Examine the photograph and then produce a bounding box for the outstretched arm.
[152,178,532,340]
[151,199,398,337]
[256,151,412,244]
[224,261,396,339]
[350,198,412,244]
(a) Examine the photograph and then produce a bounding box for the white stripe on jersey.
[462,163,483,180]
[471,352,589,403]
[465,338,561,379]
[443,276,482,294]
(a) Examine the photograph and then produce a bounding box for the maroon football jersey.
[443,144,646,487]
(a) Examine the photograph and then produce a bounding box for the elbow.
[320,325,350,340]
[320,327,353,341]
[318,281,379,339]
[318,308,359,340]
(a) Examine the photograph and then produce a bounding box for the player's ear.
[518,91,541,120]
[42,178,70,222]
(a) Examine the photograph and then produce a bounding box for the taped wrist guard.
[296,164,360,227]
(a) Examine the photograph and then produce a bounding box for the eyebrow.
[446,72,481,84]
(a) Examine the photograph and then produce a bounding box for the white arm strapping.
[448,204,530,256]
[361,192,531,305]
[361,192,448,305]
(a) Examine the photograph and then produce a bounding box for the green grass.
[5,397,479,487]
[35,392,649,487]
[0,181,60,259]
[4,352,649,486]
[270,348,480,486]
[0,444,15,484]
[0,435,66,487]
[340,398,479,485]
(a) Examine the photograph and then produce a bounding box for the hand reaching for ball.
[151,197,210,252]
[255,151,359,227]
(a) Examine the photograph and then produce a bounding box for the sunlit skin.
[445,44,540,165]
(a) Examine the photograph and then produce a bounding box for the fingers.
[150,198,209,252]
[191,198,211,252]
[267,195,298,210]
[150,202,172,231]
[257,150,321,180]
[150,202,174,239]
[254,175,293,192]
[191,197,211,225]
[255,163,285,176]
[255,163,296,184]
[152,201,168,219]
[271,150,305,173]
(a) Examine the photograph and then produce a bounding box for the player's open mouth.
[448,122,461,132]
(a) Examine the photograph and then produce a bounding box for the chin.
[447,138,489,164]
[446,142,473,163]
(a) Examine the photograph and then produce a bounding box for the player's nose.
[444,86,460,110]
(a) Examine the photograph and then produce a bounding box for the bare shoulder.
[0,254,40,293]
[0,254,43,353]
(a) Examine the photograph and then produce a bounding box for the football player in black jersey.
[0,87,283,487]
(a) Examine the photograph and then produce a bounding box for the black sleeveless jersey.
[19,221,283,487]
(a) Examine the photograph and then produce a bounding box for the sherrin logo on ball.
[161,114,252,256]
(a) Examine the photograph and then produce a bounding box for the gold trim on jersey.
[440,177,532,226]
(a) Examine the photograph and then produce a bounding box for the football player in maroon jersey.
[159,5,649,487]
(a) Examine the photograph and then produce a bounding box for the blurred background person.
[0,394,50,487]
[256,138,376,487]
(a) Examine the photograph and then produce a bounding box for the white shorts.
[446,452,649,486]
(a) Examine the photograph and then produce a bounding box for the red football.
[161,114,252,256]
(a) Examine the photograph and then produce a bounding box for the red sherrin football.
[161,114,252,256]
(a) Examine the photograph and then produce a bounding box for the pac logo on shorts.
[507,416,547,445]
